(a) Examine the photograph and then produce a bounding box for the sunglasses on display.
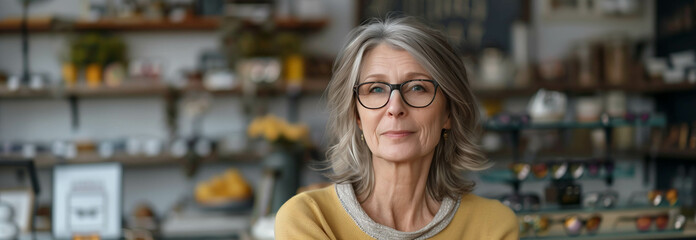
[628,189,679,207]
[563,214,602,236]
[583,190,619,209]
[488,113,531,127]
[519,215,551,236]
[510,160,614,180]
[616,213,670,232]
[623,112,651,122]
[500,193,541,212]
[521,214,603,237]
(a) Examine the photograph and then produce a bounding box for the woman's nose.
[386,90,406,117]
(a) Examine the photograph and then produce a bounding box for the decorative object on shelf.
[62,63,78,87]
[576,97,601,123]
[104,63,126,87]
[224,0,272,23]
[603,34,630,86]
[247,114,311,213]
[129,59,162,80]
[0,189,33,236]
[52,163,122,239]
[527,89,567,123]
[478,48,514,89]
[194,168,253,209]
[239,58,281,85]
[0,201,19,240]
[68,33,127,88]
[125,202,158,240]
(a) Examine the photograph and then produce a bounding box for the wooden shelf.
[73,18,220,31]
[654,148,696,159]
[0,82,170,99]
[183,78,329,96]
[0,17,329,33]
[473,82,696,99]
[10,152,262,169]
[0,17,57,32]
[0,79,328,99]
[66,82,170,97]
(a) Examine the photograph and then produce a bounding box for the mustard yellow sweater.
[275,184,519,239]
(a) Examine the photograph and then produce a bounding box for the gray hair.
[324,16,490,201]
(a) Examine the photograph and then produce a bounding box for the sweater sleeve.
[488,201,519,240]
[275,193,332,240]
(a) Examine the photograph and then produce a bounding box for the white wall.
[0,0,350,217]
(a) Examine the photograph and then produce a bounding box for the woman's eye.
[369,87,386,93]
[411,85,425,92]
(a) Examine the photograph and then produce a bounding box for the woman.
[275,17,518,239]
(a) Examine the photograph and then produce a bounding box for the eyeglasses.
[616,213,670,232]
[628,189,679,207]
[354,80,440,109]
[520,214,602,237]
[583,190,619,209]
[500,193,540,212]
[563,214,602,236]
[520,215,551,236]
[510,160,614,180]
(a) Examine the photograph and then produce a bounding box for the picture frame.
[52,163,122,239]
[0,188,34,233]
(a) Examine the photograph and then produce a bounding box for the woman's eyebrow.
[362,73,387,80]
[405,72,432,79]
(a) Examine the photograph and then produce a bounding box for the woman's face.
[356,43,450,163]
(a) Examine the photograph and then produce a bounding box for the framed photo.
[0,188,34,233]
[52,163,122,239]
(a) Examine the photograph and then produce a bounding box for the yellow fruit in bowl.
[195,168,253,205]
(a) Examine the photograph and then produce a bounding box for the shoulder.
[459,193,516,217]
[279,185,336,212]
[275,185,339,239]
[277,185,336,220]
[454,193,519,239]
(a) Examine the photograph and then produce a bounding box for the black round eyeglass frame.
[353,79,440,109]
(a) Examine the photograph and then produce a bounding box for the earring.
[442,129,449,140]
[360,133,365,142]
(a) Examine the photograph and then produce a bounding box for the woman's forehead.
[359,45,431,81]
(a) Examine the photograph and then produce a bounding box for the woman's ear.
[357,115,362,130]
[443,115,451,129]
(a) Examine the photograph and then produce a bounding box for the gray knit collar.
[335,183,461,240]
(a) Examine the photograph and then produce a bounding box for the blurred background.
[0,0,694,239]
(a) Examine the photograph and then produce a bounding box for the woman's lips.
[381,131,414,138]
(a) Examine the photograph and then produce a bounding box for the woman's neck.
[359,154,441,232]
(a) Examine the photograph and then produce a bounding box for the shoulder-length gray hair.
[324,16,490,201]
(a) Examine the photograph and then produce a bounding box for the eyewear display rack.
[481,115,696,239]
[482,114,667,192]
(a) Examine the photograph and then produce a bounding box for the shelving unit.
[517,203,688,240]
[521,230,696,240]
[0,17,329,33]
[1,151,262,169]
[0,78,329,99]
[484,116,667,131]
[480,162,635,183]
[473,82,696,99]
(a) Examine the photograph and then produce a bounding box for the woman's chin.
[374,148,422,163]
